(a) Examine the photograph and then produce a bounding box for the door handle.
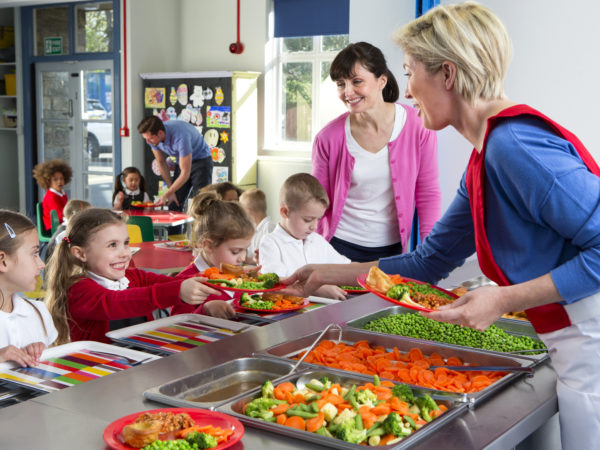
[68,99,73,118]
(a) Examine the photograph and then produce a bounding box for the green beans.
[362,313,546,354]
[306,382,326,392]
[286,408,319,419]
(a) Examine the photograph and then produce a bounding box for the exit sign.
[44,37,62,55]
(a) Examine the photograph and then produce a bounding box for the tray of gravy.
[143,357,298,410]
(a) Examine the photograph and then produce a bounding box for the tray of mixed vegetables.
[216,370,467,449]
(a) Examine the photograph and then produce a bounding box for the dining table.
[130,241,194,274]
[123,208,194,240]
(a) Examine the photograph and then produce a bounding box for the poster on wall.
[140,74,233,197]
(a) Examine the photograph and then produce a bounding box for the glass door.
[35,60,114,207]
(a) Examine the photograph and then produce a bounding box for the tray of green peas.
[344,306,548,365]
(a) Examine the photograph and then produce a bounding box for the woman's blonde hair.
[188,192,254,248]
[45,208,126,344]
[394,1,512,104]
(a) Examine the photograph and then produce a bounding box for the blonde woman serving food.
[313,42,441,262]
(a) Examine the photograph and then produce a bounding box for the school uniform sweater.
[67,268,187,343]
[42,189,68,232]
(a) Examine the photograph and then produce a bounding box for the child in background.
[200,182,243,201]
[0,210,57,367]
[112,166,151,210]
[173,192,255,318]
[239,188,276,263]
[45,199,92,262]
[259,173,349,300]
[33,159,73,233]
[44,208,215,344]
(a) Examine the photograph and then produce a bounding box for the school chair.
[127,216,155,242]
[127,224,143,244]
[50,209,60,235]
[168,234,187,241]
[36,202,51,243]
[24,275,46,300]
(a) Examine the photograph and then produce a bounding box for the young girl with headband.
[171,192,255,317]
[0,210,57,367]
[45,208,216,344]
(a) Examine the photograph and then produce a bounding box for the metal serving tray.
[216,368,468,450]
[255,327,536,406]
[344,306,548,364]
[144,357,297,410]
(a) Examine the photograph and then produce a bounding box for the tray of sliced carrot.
[254,327,537,406]
[216,369,467,449]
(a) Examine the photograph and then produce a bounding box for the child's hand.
[0,345,38,367]
[179,277,220,305]
[23,342,46,363]
[315,284,347,301]
[203,300,236,319]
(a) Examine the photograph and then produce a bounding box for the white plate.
[0,341,160,393]
[105,314,256,354]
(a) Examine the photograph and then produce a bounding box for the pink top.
[312,104,441,251]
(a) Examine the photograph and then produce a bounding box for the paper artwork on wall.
[211,147,226,163]
[203,87,213,101]
[145,87,166,108]
[206,106,231,128]
[190,85,204,108]
[166,106,177,120]
[169,87,177,105]
[215,86,224,105]
[176,84,188,105]
[204,129,219,148]
[219,131,229,144]
[212,166,229,183]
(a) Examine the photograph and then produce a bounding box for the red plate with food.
[357,272,457,313]
[338,285,368,295]
[203,281,285,294]
[129,202,159,209]
[201,267,284,293]
[103,407,244,449]
[233,296,310,313]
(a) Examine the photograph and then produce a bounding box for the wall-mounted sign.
[44,37,63,55]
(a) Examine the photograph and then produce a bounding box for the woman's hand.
[0,345,38,367]
[23,342,46,364]
[422,285,509,331]
[280,264,321,297]
[179,277,221,305]
[203,300,236,319]
[281,262,374,297]
[315,284,347,301]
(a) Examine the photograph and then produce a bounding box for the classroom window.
[268,34,349,148]
[75,2,114,53]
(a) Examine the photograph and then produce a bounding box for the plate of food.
[201,265,284,293]
[357,266,457,312]
[154,240,193,252]
[103,407,244,449]
[338,285,368,295]
[233,292,309,313]
[129,201,159,209]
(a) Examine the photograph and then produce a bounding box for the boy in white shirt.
[259,173,349,300]
[239,188,276,263]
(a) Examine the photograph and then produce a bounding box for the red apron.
[466,104,600,334]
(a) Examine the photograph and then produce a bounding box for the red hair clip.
[63,236,71,244]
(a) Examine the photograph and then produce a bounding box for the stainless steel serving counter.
[0,290,559,449]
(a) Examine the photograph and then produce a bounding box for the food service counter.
[0,292,558,449]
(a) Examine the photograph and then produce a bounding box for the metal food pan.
[344,306,547,364]
[254,327,536,406]
[216,368,468,450]
[144,357,297,410]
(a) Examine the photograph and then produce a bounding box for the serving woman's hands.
[281,262,374,297]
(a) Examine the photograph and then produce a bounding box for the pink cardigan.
[312,104,441,251]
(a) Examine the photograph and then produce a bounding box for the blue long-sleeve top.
[379,116,600,304]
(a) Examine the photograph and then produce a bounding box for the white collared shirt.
[247,216,277,259]
[0,294,58,348]
[49,188,66,197]
[87,271,130,291]
[258,224,351,277]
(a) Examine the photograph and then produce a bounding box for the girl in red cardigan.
[33,159,73,233]
[171,192,255,318]
[44,208,218,344]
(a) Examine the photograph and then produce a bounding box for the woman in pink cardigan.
[313,42,441,261]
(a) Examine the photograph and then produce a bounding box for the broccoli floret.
[391,384,417,404]
[320,376,332,390]
[333,407,356,426]
[258,272,279,285]
[386,284,411,301]
[383,412,412,437]
[355,388,377,407]
[185,431,218,449]
[262,380,274,399]
[335,422,367,444]
[244,397,285,420]
[415,394,440,422]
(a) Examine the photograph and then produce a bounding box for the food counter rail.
[0,290,558,449]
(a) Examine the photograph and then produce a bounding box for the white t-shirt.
[334,104,406,247]
[0,294,58,348]
[247,216,277,260]
[259,224,351,277]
